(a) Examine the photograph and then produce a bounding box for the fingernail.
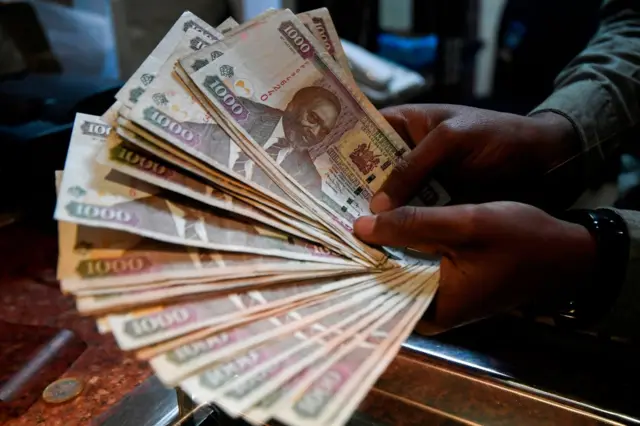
[354,215,377,238]
[370,192,392,214]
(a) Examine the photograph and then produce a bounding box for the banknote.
[111,123,366,264]
[101,132,355,256]
[58,214,350,292]
[150,270,401,386]
[176,13,384,263]
[181,11,449,261]
[183,267,429,416]
[216,17,239,34]
[109,272,379,350]
[117,22,369,264]
[115,12,223,109]
[55,114,355,266]
[73,279,236,296]
[75,268,356,315]
[126,16,322,226]
[115,122,275,206]
[275,272,438,426]
[182,288,413,415]
[132,299,310,361]
[101,101,122,126]
[114,123,337,241]
[298,8,353,84]
[236,285,425,425]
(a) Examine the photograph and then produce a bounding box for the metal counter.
[95,315,640,426]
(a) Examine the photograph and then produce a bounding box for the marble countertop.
[0,224,151,426]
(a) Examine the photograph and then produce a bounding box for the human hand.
[374,104,583,212]
[354,202,596,333]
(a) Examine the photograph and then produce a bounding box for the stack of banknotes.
[53,8,447,426]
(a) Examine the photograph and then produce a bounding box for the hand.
[354,202,596,333]
[373,104,583,213]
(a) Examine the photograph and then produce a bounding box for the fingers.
[374,105,461,213]
[354,205,475,250]
[380,104,455,147]
[370,128,456,213]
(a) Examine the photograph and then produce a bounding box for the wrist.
[552,209,630,329]
[528,111,582,170]
[527,111,585,210]
[557,220,597,297]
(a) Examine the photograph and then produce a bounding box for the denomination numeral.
[67,202,132,223]
[311,18,333,54]
[79,257,148,278]
[208,77,243,114]
[115,146,168,176]
[81,120,112,138]
[203,76,248,120]
[125,309,191,338]
[168,333,230,365]
[147,108,195,142]
[282,25,312,53]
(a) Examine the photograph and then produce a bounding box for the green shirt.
[530,0,640,338]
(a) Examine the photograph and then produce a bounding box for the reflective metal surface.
[95,315,640,426]
[402,315,640,425]
[93,376,178,426]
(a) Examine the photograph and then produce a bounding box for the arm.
[530,0,640,188]
[531,0,640,338]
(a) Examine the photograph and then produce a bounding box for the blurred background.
[0,0,604,225]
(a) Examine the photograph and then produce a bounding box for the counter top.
[0,224,151,426]
[2,222,640,426]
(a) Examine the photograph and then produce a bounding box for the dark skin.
[354,105,598,334]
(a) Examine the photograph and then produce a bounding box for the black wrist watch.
[552,208,630,329]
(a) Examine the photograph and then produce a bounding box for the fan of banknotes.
[53,8,447,426]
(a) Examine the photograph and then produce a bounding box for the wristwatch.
[552,208,630,329]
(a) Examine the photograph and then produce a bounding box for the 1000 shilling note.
[216,17,239,34]
[57,218,303,292]
[113,123,338,245]
[102,132,352,257]
[127,16,320,226]
[103,134,319,242]
[239,285,420,425]
[150,273,393,386]
[182,11,448,260]
[276,272,437,426]
[184,267,426,416]
[115,11,222,109]
[298,8,353,84]
[109,272,377,350]
[54,114,355,266]
[56,172,345,293]
[58,215,353,293]
[75,268,355,315]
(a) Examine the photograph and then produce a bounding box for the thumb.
[354,205,474,251]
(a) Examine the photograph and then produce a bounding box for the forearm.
[530,0,640,188]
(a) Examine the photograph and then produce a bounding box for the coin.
[42,377,84,403]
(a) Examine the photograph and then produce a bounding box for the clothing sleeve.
[529,0,640,189]
[528,1,640,338]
